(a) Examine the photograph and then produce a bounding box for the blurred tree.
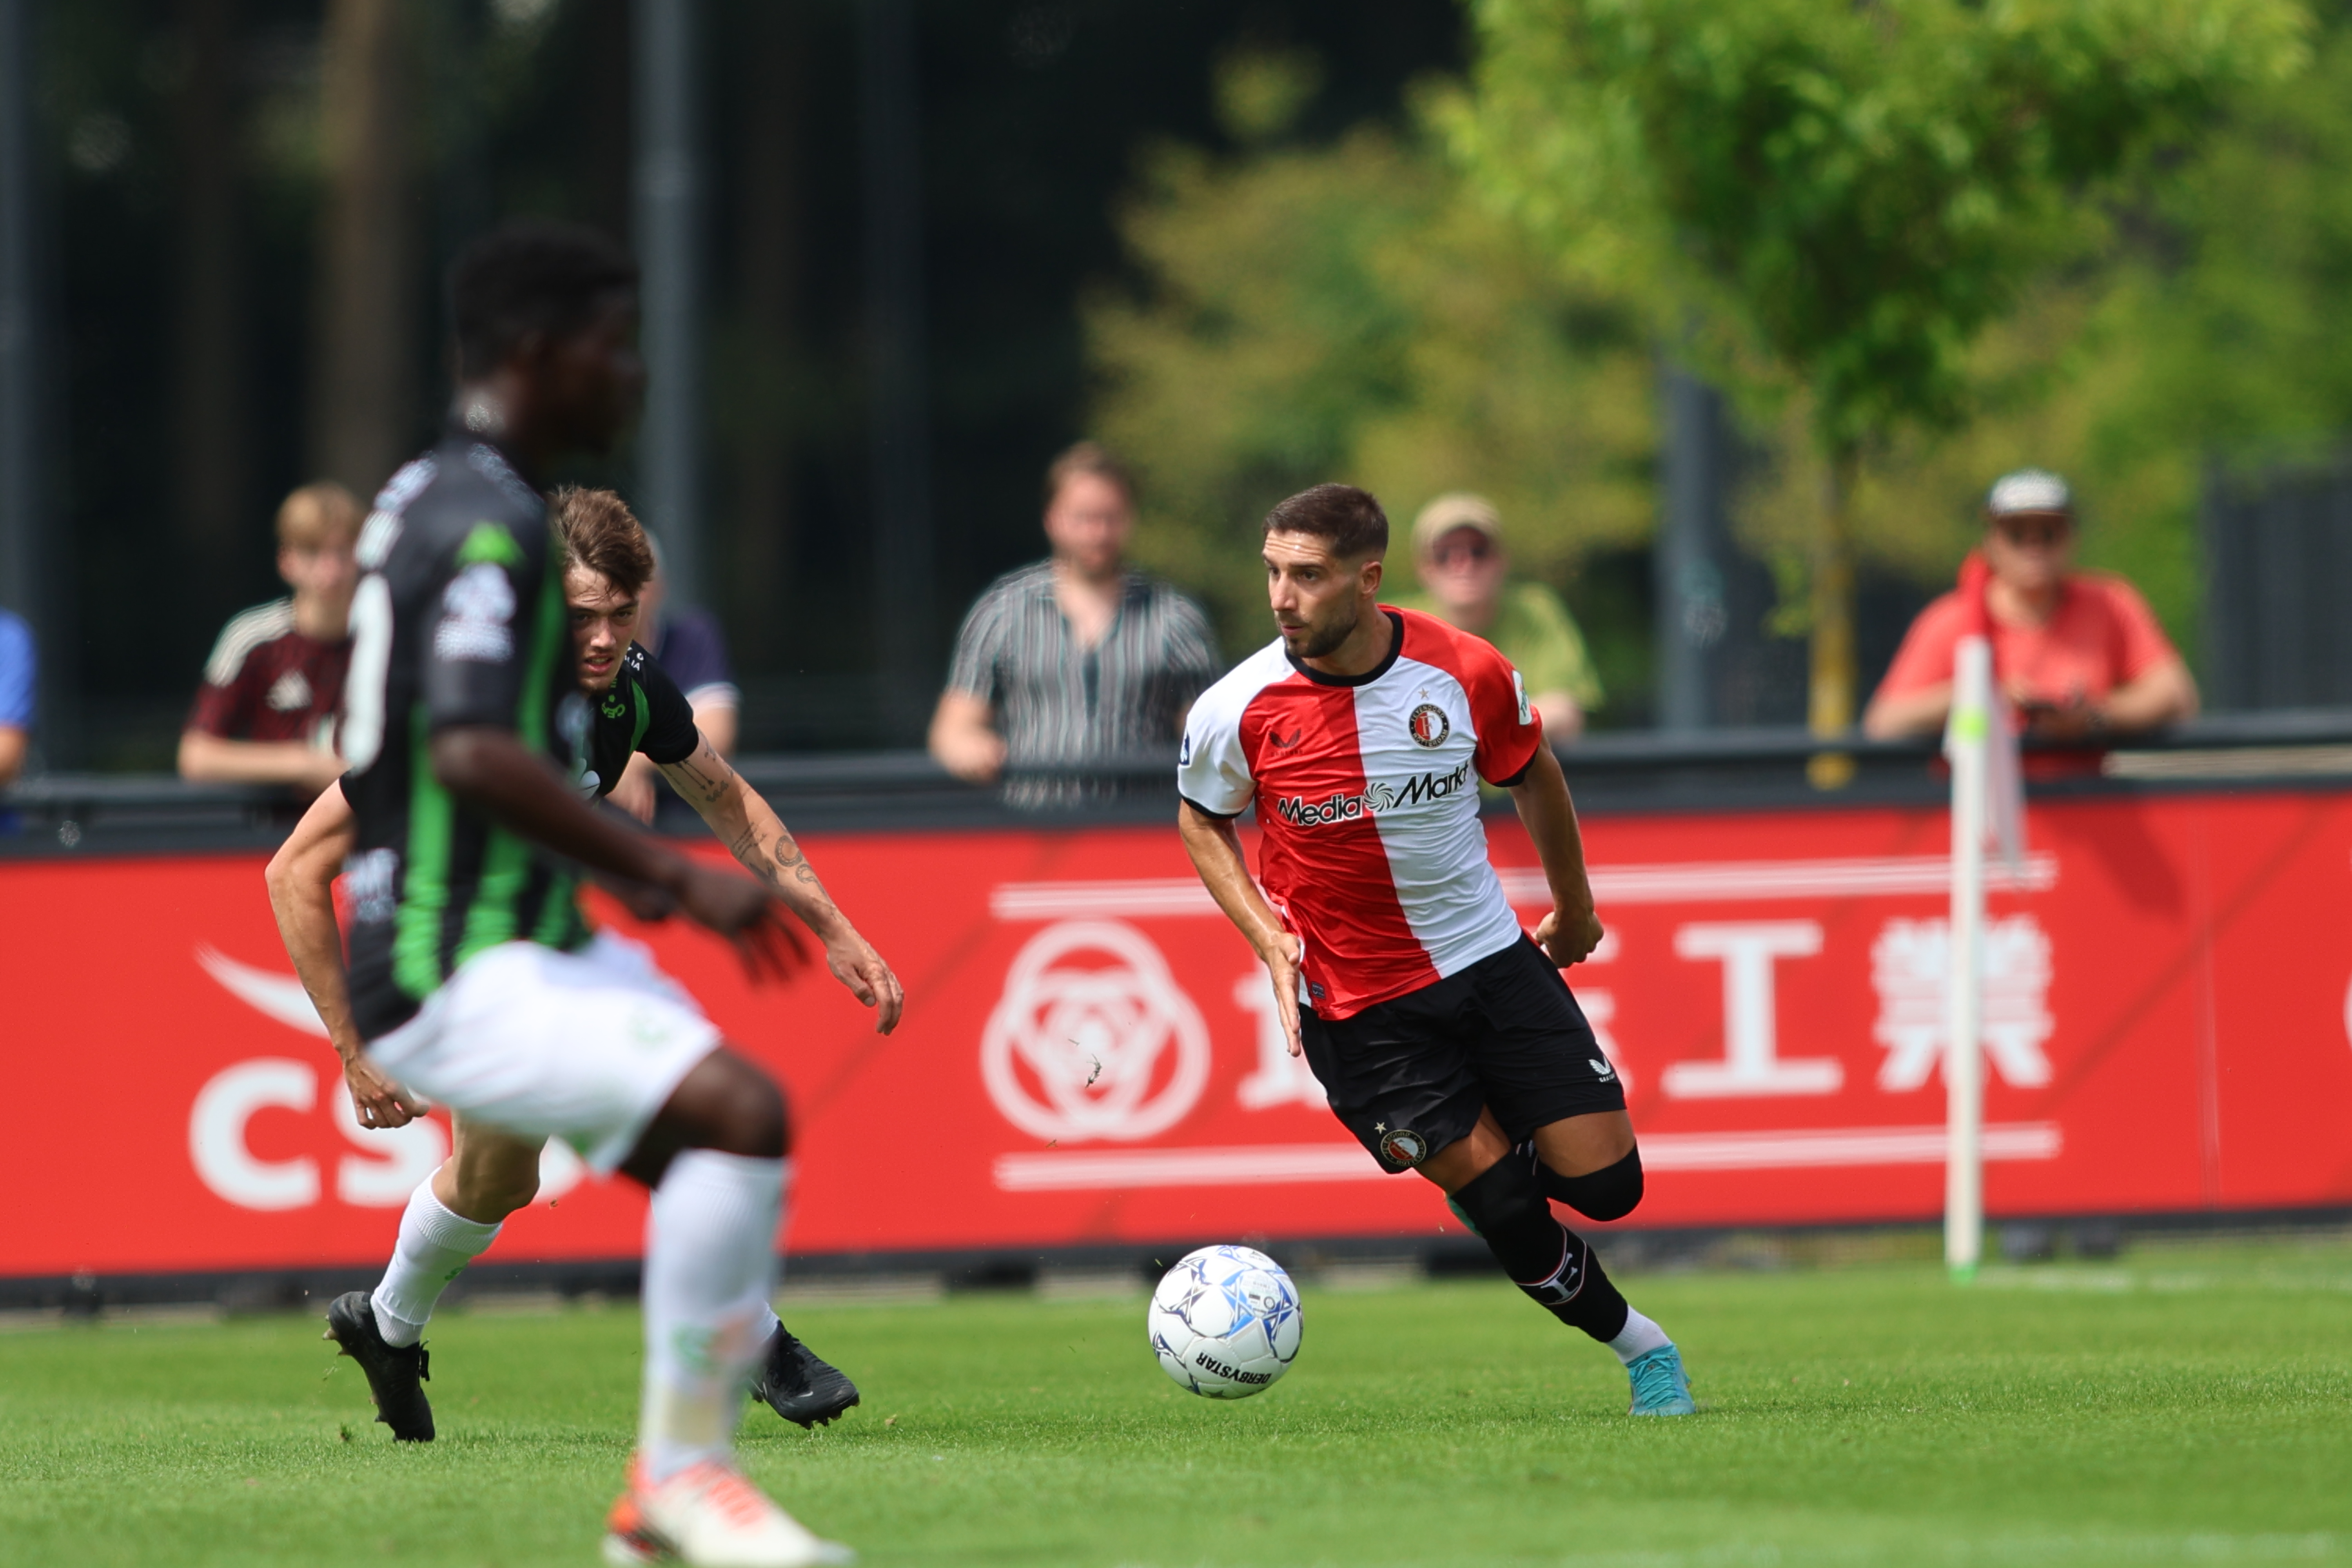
[313,0,415,498]
[1088,48,1652,655]
[717,0,804,671]
[1731,10,2352,677]
[2065,3,2352,620]
[173,0,245,608]
[1440,0,2307,772]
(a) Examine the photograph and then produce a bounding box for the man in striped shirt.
[929,442,1218,807]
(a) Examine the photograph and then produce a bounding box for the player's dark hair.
[550,486,655,598]
[1044,440,1135,508]
[1263,483,1388,561]
[447,221,639,379]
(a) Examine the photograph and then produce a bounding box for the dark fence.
[2205,452,2352,710]
[9,711,2352,855]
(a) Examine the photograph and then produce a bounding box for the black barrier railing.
[7,710,2352,855]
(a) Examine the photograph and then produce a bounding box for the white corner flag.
[1944,636,2026,1280]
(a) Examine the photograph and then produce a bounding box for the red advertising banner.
[7,785,2352,1279]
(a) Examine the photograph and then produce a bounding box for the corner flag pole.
[1944,636,1993,1280]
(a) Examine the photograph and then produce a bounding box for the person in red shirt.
[1864,469,2199,742]
[177,481,363,796]
[1178,482,1694,1417]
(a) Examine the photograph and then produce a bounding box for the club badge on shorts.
[1378,1126,1429,1167]
[1408,704,1450,748]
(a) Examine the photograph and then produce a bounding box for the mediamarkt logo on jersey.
[1274,760,1471,826]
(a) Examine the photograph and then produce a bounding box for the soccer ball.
[1146,1245,1302,1398]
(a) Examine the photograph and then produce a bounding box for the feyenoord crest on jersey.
[1178,607,1543,1020]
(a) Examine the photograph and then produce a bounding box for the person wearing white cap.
[1393,494,1604,740]
[1864,468,2198,744]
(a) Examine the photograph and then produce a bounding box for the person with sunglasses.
[1393,494,1604,741]
[1864,468,2198,746]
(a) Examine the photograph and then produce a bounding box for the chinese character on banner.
[1871,916,2054,1091]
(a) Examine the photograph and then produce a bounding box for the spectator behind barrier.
[0,606,31,786]
[177,481,362,798]
[1863,468,2199,746]
[610,526,741,818]
[632,527,740,753]
[930,441,1218,807]
[1391,493,1604,741]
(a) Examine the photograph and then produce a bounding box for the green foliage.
[1441,0,2310,461]
[1092,8,2352,690]
[2097,11,2352,461]
[1737,9,2352,657]
[1087,64,1654,653]
[1213,43,1327,146]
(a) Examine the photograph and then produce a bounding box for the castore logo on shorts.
[1273,760,1470,826]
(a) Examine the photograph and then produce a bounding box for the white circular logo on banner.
[982,920,1210,1143]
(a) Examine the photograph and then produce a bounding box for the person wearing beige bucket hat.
[1390,493,1604,740]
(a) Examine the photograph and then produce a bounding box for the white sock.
[640,1151,789,1484]
[372,1181,504,1348]
[1608,1306,1673,1366]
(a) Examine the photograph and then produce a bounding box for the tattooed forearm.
[769,833,825,891]
[687,755,844,918]
[670,750,734,806]
[728,818,833,906]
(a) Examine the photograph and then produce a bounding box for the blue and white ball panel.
[1146,1245,1303,1398]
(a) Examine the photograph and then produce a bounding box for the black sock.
[1450,1156,1631,1343]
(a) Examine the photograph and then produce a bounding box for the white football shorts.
[364,931,721,1174]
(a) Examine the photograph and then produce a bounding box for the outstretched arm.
[658,731,905,1034]
[430,726,800,978]
[263,784,425,1128]
[607,689,732,820]
[1506,744,1604,966]
[1178,800,1304,1057]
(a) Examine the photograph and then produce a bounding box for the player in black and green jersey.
[289,223,871,1566]
[273,483,894,1452]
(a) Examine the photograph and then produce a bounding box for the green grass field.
[5,1236,2351,1567]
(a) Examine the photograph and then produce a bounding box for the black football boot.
[748,1324,860,1429]
[323,1290,434,1441]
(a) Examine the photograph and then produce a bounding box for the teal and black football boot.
[1624,1342,1696,1416]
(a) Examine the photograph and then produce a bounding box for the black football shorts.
[1297,935,1624,1174]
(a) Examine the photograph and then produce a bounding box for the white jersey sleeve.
[1178,641,1286,817]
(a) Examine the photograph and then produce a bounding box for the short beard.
[1291,599,1359,661]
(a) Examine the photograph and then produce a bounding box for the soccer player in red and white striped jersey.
[1177,484,1694,1416]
